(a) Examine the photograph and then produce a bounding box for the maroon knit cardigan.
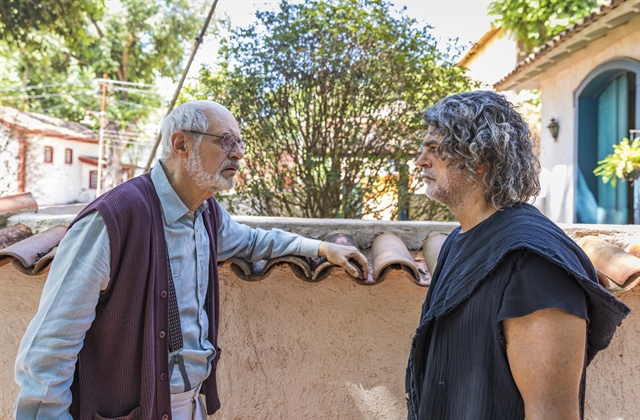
[67,171,222,420]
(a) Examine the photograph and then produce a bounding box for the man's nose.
[416,152,430,168]
[228,142,244,159]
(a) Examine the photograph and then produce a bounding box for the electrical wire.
[0,91,96,100]
[0,81,94,93]
[106,85,159,96]
[96,78,157,88]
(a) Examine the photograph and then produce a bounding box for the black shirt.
[407,203,629,420]
[417,211,588,420]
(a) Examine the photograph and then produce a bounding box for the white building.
[0,106,136,205]
[495,0,639,225]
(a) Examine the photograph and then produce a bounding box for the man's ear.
[171,131,189,158]
[477,162,488,174]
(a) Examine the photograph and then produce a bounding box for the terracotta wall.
[2,262,638,419]
[584,285,640,419]
[0,266,47,419]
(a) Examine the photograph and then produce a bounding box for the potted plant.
[594,136,640,224]
[594,137,640,186]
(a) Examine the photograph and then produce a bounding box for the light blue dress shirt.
[14,162,321,419]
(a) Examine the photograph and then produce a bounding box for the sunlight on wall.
[346,382,405,420]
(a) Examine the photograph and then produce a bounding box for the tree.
[0,0,207,190]
[186,0,470,220]
[0,0,103,49]
[488,0,603,60]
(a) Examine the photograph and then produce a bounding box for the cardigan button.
[162,414,169,420]
[159,331,166,339]
[160,373,167,381]
[160,290,168,298]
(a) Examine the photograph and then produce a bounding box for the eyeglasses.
[186,131,247,152]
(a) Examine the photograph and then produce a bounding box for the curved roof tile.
[0,208,638,294]
[579,235,640,293]
[0,225,66,275]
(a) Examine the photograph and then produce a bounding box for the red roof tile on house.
[494,0,637,90]
[0,106,98,143]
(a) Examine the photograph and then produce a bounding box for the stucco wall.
[536,14,640,223]
[2,261,639,419]
[25,137,99,205]
[0,266,47,419]
[585,285,640,420]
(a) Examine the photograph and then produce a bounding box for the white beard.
[185,145,237,193]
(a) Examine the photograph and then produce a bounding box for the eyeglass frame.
[185,130,247,152]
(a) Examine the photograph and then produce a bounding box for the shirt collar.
[151,160,208,225]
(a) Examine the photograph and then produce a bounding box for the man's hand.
[503,307,586,420]
[318,242,369,279]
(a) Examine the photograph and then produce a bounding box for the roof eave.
[495,0,637,91]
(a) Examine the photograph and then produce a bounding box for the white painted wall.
[536,15,640,223]
[0,127,19,195]
[24,136,99,205]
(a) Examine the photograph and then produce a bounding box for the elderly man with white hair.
[15,100,368,420]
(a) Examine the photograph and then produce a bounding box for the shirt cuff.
[299,238,322,258]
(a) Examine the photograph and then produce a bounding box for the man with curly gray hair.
[405,91,629,420]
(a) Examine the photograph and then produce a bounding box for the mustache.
[222,159,241,171]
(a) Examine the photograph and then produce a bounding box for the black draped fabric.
[406,203,630,420]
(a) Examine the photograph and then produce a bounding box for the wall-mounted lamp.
[548,118,559,141]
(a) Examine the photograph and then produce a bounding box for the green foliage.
[1,0,203,125]
[1,0,208,188]
[409,195,456,222]
[0,0,103,49]
[594,137,640,187]
[187,0,471,220]
[488,0,602,55]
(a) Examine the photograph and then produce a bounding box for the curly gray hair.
[424,90,540,208]
[160,101,210,159]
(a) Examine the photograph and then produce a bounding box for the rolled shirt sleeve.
[216,205,321,261]
[14,212,110,420]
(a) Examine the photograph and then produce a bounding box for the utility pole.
[96,73,107,197]
[143,0,220,172]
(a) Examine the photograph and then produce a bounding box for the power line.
[0,81,94,93]
[0,91,96,100]
[96,78,157,88]
[106,85,159,96]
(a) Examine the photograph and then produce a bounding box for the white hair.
[160,101,210,159]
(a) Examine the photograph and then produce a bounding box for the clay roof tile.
[0,225,66,275]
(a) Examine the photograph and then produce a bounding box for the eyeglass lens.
[222,134,246,152]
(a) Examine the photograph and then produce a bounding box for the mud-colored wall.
[0,266,47,419]
[584,285,640,419]
[215,265,425,419]
[1,263,638,419]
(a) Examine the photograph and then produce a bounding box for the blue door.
[596,74,628,224]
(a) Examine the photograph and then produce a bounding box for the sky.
[186,0,494,79]
[212,0,493,44]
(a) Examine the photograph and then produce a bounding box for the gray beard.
[185,146,237,193]
[424,168,475,209]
